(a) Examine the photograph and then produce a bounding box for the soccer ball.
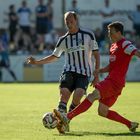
[42,112,58,129]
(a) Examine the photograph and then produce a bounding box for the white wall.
[1,55,140,82]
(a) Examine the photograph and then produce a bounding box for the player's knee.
[60,88,70,94]
[75,88,85,95]
[98,107,108,117]
[73,88,85,99]
[87,89,100,103]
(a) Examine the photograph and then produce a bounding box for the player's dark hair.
[108,21,124,35]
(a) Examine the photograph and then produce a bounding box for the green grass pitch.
[0,82,140,140]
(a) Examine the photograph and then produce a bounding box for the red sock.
[106,110,131,128]
[67,98,92,120]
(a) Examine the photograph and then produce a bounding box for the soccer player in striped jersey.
[54,21,140,133]
[27,11,100,131]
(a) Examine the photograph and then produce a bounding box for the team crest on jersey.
[110,44,118,53]
[67,45,85,53]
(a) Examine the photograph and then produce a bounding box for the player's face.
[108,27,119,42]
[65,14,77,31]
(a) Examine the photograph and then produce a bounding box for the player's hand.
[26,56,36,64]
[90,76,99,87]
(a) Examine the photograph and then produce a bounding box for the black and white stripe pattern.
[53,27,99,77]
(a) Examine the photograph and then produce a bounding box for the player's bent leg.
[67,88,85,132]
[60,88,71,103]
[54,89,100,133]
[58,88,71,113]
[99,96,137,132]
[56,88,71,132]
[66,89,100,121]
[99,106,139,132]
[106,110,134,131]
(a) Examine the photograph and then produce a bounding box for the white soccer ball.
[42,112,58,129]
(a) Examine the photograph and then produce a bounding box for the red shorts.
[95,78,123,107]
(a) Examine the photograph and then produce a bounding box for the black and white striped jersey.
[53,27,99,77]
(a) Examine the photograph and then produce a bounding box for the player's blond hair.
[64,11,77,20]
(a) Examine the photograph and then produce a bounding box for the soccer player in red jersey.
[54,21,140,133]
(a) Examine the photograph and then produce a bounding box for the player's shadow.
[63,131,140,137]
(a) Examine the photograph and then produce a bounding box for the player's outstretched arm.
[91,64,109,87]
[92,64,110,77]
[99,64,110,73]
[26,55,59,65]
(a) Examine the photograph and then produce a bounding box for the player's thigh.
[95,78,122,99]
[72,74,89,102]
[75,74,90,92]
[99,95,119,108]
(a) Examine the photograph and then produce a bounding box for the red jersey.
[107,38,137,87]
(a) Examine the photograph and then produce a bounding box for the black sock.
[69,102,77,112]
[58,101,67,113]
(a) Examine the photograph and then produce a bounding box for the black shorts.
[59,71,90,93]
[20,26,30,34]
[36,23,47,34]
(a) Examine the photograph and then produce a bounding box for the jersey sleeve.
[52,37,65,57]
[124,44,137,56]
[91,40,99,51]
[89,31,99,51]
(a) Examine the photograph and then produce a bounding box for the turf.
[0,82,140,140]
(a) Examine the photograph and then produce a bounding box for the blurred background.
[0,0,140,82]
